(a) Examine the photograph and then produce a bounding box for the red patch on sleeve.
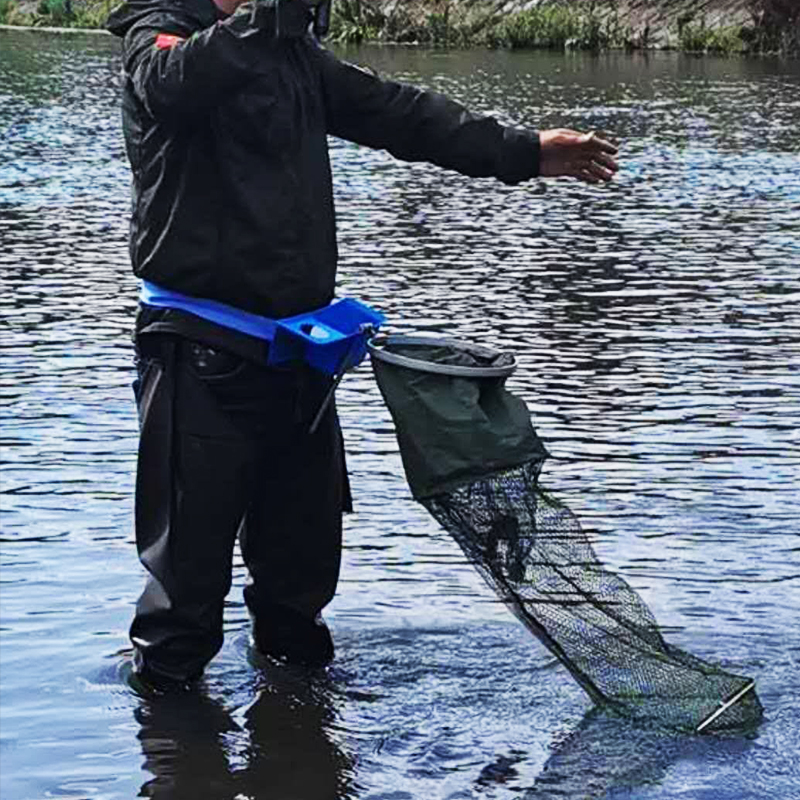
[155,33,185,50]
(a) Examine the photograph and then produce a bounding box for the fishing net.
[369,335,762,733]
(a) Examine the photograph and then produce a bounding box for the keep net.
[369,335,762,733]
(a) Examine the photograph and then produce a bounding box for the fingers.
[570,163,613,184]
[594,151,618,171]
[576,164,610,184]
[570,156,615,184]
[578,132,618,183]
[584,132,618,155]
[538,127,619,182]
[588,158,616,181]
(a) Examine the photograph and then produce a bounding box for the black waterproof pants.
[131,334,350,683]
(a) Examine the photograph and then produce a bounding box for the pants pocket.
[182,341,247,381]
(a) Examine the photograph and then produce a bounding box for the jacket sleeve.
[317,48,540,185]
[120,0,311,121]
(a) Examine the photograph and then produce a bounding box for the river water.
[1,27,799,800]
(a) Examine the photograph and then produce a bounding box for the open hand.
[539,129,618,184]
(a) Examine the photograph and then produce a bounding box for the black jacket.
[108,0,541,319]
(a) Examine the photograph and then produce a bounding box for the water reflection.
[2,29,799,800]
[523,708,754,799]
[136,663,354,800]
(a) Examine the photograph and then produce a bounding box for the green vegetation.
[328,0,384,44]
[328,0,484,46]
[748,0,800,55]
[71,0,116,26]
[1,0,797,57]
[486,4,631,50]
[327,0,796,55]
[37,0,71,25]
[327,0,632,49]
[0,0,24,24]
[675,0,799,55]
[0,0,116,27]
[678,19,747,53]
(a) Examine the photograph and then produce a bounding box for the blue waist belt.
[140,280,278,340]
[139,280,384,377]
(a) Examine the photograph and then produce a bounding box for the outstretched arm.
[318,49,541,185]
[319,49,618,186]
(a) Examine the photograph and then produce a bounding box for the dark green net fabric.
[370,338,762,733]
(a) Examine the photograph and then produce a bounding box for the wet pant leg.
[130,335,348,681]
[241,369,349,667]
[131,336,275,682]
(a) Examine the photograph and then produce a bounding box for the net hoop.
[367,335,517,378]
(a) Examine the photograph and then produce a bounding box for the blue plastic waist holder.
[139,281,384,432]
[140,281,383,378]
[268,298,385,376]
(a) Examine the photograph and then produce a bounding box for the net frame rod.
[695,680,756,733]
[368,335,516,378]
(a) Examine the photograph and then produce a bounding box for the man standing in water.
[107,0,618,692]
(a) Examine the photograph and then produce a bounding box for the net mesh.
[423,459,762,732]
[369,336,762,734]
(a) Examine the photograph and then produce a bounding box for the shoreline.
[0,21,108,32]
[1,0,798,57]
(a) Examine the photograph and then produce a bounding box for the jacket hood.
[107,0,217,37]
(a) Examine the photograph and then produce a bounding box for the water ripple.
[1,35,798,800]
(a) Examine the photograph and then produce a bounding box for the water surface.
[1,29,799,800]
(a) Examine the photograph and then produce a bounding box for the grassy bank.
[324,0,635,50]
[326,0,799,55]
[1,0,798,56]
[0,0,116,27]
